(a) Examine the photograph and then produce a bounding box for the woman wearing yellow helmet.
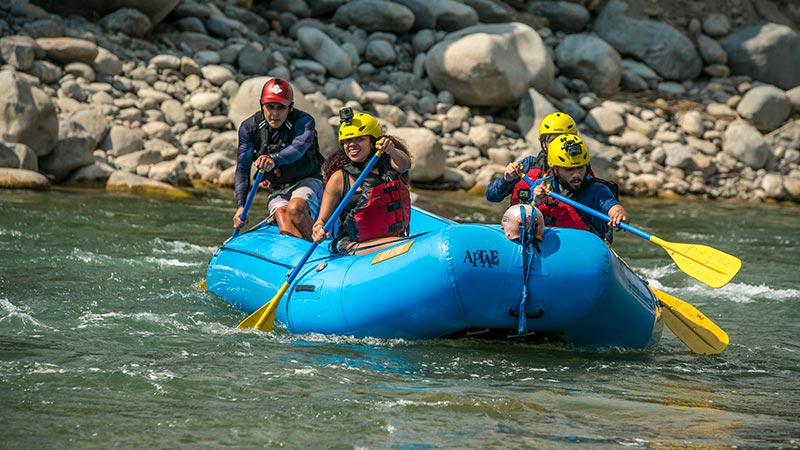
[531,135,628,243]
[312,110,412,253]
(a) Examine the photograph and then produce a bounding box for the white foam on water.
[77,310,190,331]
[0,297,53,329]
[638,264,679,281]
[67,248,116,265]
[152,238,215,256]
[143,256,197,268]
[0,227,23,238]
[685,282,800,304]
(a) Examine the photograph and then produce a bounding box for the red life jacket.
[510,168,591,231]
[339,157,411,243]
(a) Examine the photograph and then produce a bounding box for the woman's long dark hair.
[323,135,410,184]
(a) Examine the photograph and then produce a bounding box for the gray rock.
[761,173,786,199]
[148,159,191,186]
[106,170,192,198]
[390,127,445,182]
[723,120,771,169]
[703,13,731,37]
[786,86,800,113]
[33,0,180,26]
[0,71,58,157]
[200,65,234,86]
[696,34,727,65]
[333,0,415,34]
[736,84,791,132]
[307,0,347,17]
[237,44,272,75]
[663,142,694,169]
[64,62,95,81]
[517,88,556,144]
[463,0,515,24]
[101,125,144,157]
[93,47,122,76]
[391,0,436,30]
[36,37,98,64]
[679,110,705,138]
[205,15,248,39]
[189,92,222,112]
[585,106,625,136]
[429,0,480,32]
[0,35,39,71]
[0,168,49,190]
[114,149,164,171]
[29,60,63,83]
[364,39,396,66]
[297,27,353,78]
[594,0,702,81]
[39,133,96,181]
[99,8,152,37]
[555,33,622,94]
[425,23,554,106]
[528,1,591,33]
[720,23,800,90]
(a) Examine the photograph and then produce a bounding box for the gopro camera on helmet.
[565,140,582,156]
[339,107,354,125]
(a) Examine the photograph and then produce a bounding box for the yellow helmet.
[547,135,590,168]
[338,112,382,142]
[538,112,577,139]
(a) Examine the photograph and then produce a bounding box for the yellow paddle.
[238,146,385,332]
[518,174,742,288]
[651,287,729,355]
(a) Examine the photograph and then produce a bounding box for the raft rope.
[517,205,541,335]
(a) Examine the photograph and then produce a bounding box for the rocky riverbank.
[1,0,799,204]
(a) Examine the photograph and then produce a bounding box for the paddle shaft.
[282,148,384,281]
[238,147,385,331]
[232,169,265,238]
[519,174,648,239]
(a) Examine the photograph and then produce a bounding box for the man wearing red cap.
[233,78,324,241]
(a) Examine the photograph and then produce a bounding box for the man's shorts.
[267,177,324,220]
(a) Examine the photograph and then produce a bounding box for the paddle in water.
[518,173,742,288]
[237,147,385,332]
[651,287,729,355]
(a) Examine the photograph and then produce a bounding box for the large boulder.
[555,33,622,94]
[517,87,557,145]
[736,85,792,132]
[30,0,181,26]
[0,168,49,190]
[0,70,58,157]
[720,23,800,90]
[593,0,702,81]
[390,127,445,183]
[722,120,771,170]
[425,22,555,107]
[106,170,192,198]
[332,0,415,34]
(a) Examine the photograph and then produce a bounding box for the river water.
[1,188,798,449]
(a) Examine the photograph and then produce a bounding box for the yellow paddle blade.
[197,278,207,291]
[236,282,289,332]
[652,287,729,355]
[650,237,742,289]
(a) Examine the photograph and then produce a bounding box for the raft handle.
[509,308,544,319]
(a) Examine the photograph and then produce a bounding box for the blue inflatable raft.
[206,207,663,349]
